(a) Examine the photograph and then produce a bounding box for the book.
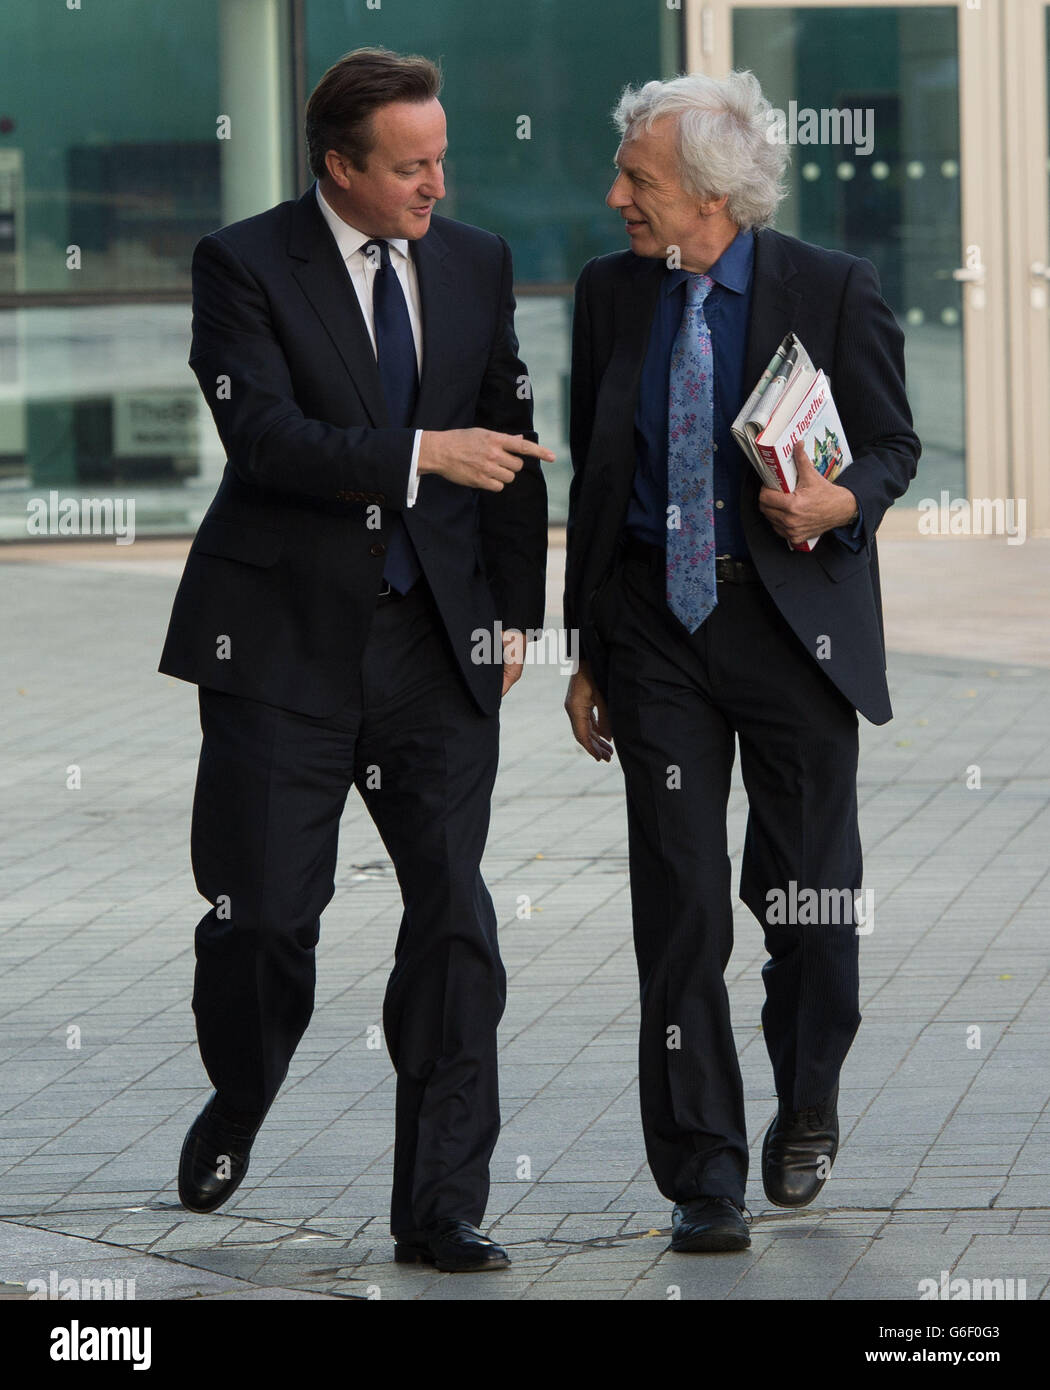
[731,333,852,552]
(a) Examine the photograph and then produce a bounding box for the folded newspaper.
[731,333,852,553]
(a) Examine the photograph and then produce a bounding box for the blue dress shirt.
[627,228,754,558]
[625,227,863,558]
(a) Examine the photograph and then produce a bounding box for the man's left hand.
[759,441,857,547]
[501,629,525,696]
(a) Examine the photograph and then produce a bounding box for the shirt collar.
[314,180,411,264]
[662,225,755,297]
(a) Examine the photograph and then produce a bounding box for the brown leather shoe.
[394,1220,510,1272]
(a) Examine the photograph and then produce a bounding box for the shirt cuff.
[832,497,864,552]
[406,430,422,507]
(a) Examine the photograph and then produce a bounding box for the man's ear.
[323,150,354,191]
[698,192,730,218]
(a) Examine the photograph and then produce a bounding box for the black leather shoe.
[178,1093,264,1214]
[762,1084,839,1208]
[394,1220,511,1272]
[670,1197,751,1253]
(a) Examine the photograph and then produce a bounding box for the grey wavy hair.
[612,70,788,230]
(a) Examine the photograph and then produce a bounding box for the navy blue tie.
[366,238,421,594]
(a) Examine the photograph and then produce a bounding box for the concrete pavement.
[1,536,1048,1301]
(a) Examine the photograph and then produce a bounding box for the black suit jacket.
[564,227,921,726]
[159,185,547,717]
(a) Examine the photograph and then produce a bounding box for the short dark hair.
[305,47,443,180]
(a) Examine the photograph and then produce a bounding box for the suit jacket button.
[369,543,386,557]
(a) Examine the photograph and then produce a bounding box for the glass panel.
[0,0,292,537]
[515,295,573,521]
[1,1,229,294]
[733,5,964,501]
[0,305,225,538]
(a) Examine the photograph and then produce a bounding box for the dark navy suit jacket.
[564,227,921,725]
[159,186,548,717]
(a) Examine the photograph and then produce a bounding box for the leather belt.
[714,555,760,584]
[621,534,759,584]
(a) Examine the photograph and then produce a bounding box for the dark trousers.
[596,547,863,1208]
[188,582,503,1235]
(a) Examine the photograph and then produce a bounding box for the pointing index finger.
[501,434,556,463]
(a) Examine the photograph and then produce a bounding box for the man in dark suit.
[564,71,920,1253]
[159,47,550,1272]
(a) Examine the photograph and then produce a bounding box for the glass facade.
[0,1,977,537]
[0,0,675,536]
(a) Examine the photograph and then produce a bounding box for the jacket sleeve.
[829,256,921,543]
[188,232,415,506]
[474,236,549,634]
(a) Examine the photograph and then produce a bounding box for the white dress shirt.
[314,181,423,506]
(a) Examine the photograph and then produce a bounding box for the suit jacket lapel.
[743,228,802,398]
[287,187,389,427]
[740,228,802,506]
[590,255,663,497]
[410,225,454,428]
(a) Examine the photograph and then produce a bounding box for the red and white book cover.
[754,369,853,553]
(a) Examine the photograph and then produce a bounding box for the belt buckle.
[715,554,741,584]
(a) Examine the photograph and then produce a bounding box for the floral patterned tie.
[666,272,717,633]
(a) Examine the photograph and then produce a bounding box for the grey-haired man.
[564,71,919,1251]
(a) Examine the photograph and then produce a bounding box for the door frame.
[690,1,1025,530]
[1003,0,1050,538]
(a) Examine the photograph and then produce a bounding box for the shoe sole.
[762,1189,824,1209]
[394,1244,511,1272]
[670,1233,750,1254]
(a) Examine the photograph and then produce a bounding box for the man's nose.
[606,174,630,208]
[420,165,445,200]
